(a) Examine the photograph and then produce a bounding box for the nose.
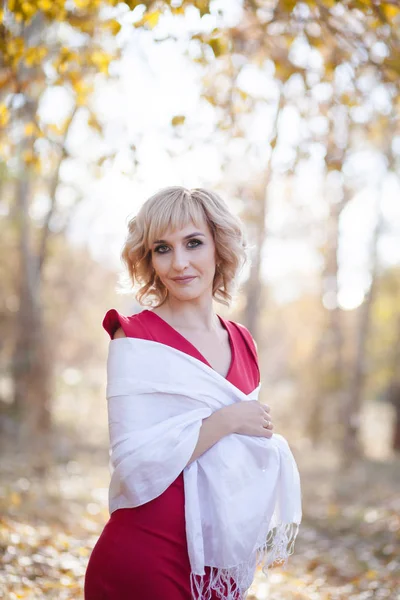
[172,249,189,271]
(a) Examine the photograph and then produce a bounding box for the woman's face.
[150,215,217,302]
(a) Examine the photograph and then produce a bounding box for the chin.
[167,286,203,300]
[172,291,200,300]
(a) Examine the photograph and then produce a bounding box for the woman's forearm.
[186,406,235,467]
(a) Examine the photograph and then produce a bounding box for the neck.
[152,297,220,332]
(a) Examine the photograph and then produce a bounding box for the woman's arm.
[186,407,235,467]
[186,400,274,466]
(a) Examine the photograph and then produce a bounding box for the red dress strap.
[229,321,260,381]
[102,308,150,340]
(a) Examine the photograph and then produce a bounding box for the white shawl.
[106,337,302,600]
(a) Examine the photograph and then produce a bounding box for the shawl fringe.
[190,521,300,600]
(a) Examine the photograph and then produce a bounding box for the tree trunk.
[11,156,53,471]
[242,179,268,338]
[387,315,400,453]
[393,404,400,452]
[241,93,283,340]
[306,103,350,450]
[341,188,383,466]
[306,189,345,447]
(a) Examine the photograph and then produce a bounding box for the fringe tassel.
[189,521,300,600]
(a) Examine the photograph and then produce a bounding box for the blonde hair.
[120,186,249,307]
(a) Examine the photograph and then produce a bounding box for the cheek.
[199,248,216,270]
[151,258,164,279]
[151,252,168,270]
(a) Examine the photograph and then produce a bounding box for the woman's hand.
[222,402,274,438]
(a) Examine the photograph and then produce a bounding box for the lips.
[172,276,196,282]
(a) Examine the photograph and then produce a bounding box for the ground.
[0,436,399,599]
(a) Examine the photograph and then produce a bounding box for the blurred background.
[0,0,399,598]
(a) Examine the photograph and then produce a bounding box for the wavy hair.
[119,186,249,308]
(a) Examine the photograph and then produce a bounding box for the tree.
[0,0,211,466]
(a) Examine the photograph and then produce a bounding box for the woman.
[84,186,301,600]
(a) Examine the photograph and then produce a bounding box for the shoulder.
[102,308,146,340]
[102,308,129,340]
[113,327,126,339]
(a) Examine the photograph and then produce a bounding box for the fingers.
[262,418,273,429]
[259,404,273,430]
[262,427,273,438]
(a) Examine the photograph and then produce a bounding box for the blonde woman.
[84,186,302,600]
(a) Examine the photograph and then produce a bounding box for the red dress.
[84,308,260,600]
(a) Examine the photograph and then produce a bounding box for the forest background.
[0,0,399,598]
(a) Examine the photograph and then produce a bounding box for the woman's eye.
[154,245,168,254]
[188,239,202,248]
[154,239,202,253]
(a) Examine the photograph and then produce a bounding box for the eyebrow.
[153,232,205,244]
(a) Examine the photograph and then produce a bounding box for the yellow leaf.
[90,50,111,74]
[341,92,358,108]
[274,61,296,82]
[10,491,21,506]
[72,79,93,105]
[48,122,68,136]
[33,156,42,174]
[208,36,228,57]
[366,569,378,579]
[0,103,10,127]
[134,10,161,29]
[88,114,102,133]
[0,140,10,158]
[202,94,216,106]
[6,37,24,57]
[24,45,49,67]
[171,115,186,126]
[195,0,209,17]
[104,19,121,35]
[21,2,36,18]
[382,3,400,20]
[24,122,36,136]
[281,0,297,11]
[384,57,400,75]
[237,88,249,101]
[38,0,52,11]
[171,6,185,15]
[145,10,161,28]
